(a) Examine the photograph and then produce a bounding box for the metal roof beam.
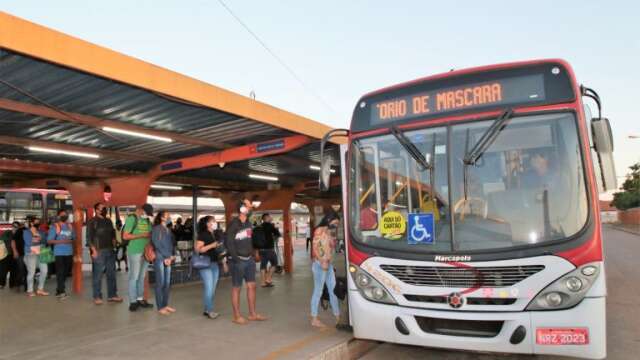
[0,97,215,148]
[0,134,163,162]
[0,158,137,178]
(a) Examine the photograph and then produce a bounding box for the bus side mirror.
[319,129,349,192]
[591,117,617,191]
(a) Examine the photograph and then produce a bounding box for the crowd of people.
[0,196,344,328]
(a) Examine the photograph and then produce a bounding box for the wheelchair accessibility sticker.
[408,213,435,245]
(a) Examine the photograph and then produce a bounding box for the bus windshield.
[350,112,589,253]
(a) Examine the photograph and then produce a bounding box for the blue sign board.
[256,140,285,153]
[408,213,435,245]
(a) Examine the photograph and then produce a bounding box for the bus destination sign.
[370,74,545,124]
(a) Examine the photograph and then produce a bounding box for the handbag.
[0,241,7,261]
[190,251,211,270]
[39,246,55,264]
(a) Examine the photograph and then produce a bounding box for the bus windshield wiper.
[391,126,432,171]
[462,109,514,199]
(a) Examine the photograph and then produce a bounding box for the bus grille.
[380,264,545,288]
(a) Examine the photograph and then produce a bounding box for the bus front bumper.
[349,291,606,359]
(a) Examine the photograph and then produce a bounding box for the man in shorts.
[227,198,267,325]
[258,213,280,287]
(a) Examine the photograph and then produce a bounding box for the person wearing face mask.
[87,202,123,305]
[310,211,341,328]
[47,209,75,299]
[151,210,176,315]
[195,215,227,319]
[123,203,154,312]
[23,217,49,297]
[227,198,267,325]
[0,222,20,290]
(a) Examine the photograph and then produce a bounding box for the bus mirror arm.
[319,129,350,191]
[582,86,617,192]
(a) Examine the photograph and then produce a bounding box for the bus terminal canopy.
[0,12,341,205]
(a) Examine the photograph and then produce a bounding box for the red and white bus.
[319,59,615,359]
[0,188,72,231]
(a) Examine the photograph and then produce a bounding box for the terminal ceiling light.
[249,173,279,182]
[309,164,336,174]
[102,127,173,143]
[150,184,182,190]
[27,146,100,159]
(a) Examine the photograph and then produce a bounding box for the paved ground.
[359,226,640,360]
[0,241,351,360]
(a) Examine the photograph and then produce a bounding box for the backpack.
[120,215,138,245]
[251,225,266,249]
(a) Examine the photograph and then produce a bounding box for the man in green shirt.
[123,203,154,312]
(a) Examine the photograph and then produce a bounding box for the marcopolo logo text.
[434,255,471,262]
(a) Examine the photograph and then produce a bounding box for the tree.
[611,162,640,210]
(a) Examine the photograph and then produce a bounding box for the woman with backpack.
[23,217,49,297]
[195,216,227,319]
[310,211,341,328]
[151,210,175,316]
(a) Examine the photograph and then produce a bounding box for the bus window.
[355,146,378,231]
[0,192,44,223]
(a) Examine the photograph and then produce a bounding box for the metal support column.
[192,185,198,241]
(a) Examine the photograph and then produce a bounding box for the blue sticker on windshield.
[408,213,435,245]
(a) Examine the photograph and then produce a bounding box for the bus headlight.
[349,263,397,305]
[526,262,601,310]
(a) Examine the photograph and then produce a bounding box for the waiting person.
[23,217,49,297]
[0,222,20,289]
[259,213,280,287]
[196,216,227,319]
[227,198,267,325]
[122,203,154,312]
[151,210,176,316]
[87,202,123,305]
[114,219,128,272]
[310,211,341,328]
[47,210,75,299]
[11,221,26,292]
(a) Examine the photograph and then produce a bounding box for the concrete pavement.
[0,243,351,360]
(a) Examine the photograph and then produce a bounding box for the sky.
[3,1,639,188]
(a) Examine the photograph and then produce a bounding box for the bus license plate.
[536,328,589,345]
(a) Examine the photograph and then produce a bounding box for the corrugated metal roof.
[0,49,340,186]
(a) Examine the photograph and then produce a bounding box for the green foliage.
[611,162,640,210]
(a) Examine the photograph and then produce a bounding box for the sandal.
[248,314,268,321]
[232,316,249,325]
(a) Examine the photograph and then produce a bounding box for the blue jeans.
[92,249,117,299]
[127,253,148,303]
[153,258,171,310]
[199,263,220,313]
[24,254,47,293]
[310,260,340,317]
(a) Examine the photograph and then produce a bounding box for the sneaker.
[36,290,50,296]
[56,292,68,300]
[129,302,139,312]
[93,298,104,305]
[137,300,153,309]
[107,296,124,303]
[203,312,220,319]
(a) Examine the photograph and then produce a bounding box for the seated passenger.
[359,206,378,230]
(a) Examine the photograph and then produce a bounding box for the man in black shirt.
[10,221,26,292]
[258,213,280,287]
[87,202,123,305]
[227,198,267,324]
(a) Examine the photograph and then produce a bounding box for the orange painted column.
[72,207,84,294]
[283,206,293,273]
